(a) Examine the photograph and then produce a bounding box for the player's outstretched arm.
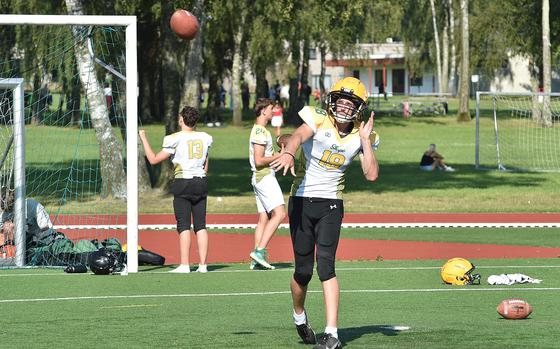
[358,112,379,181]
[270,123,313,176]
[139,130,171,165]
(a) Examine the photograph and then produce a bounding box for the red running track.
[55,213,560,265]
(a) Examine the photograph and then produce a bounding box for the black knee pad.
[293,271,312,286]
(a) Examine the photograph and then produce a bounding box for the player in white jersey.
[139,106,213,274]
[248,98,286,270]
[271,77,379,349]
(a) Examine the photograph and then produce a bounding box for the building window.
[410,75,423,86]
[312,75,332,91]
[309,48,317,60]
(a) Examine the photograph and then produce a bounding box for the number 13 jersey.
[291,106,379,199]
[162,131,213,179]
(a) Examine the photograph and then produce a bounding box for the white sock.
[325,326,338,338]
[293,309,307,325]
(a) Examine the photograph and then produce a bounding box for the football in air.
[276,134,292,148]
[170,9,199,40]
[496,298,533,320]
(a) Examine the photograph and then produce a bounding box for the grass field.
[15,95,558,214]
[2,258,559,348]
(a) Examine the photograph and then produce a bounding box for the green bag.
[73,239,98,253]
[101,238,122,252]
[50,237,74,255]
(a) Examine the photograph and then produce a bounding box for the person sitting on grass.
[0,187,57,249]
[419,143,455,172]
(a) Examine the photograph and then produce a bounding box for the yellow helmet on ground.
[440,258,481,285]
[327,77,368,123]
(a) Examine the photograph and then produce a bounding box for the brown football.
[497,298,533,320]
[276,134,292,148]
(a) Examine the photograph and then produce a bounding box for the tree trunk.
[180,0,205,110]
[442,2,449,95]
[287,37,302,125]
[319,44,327,106]
[430,0,443,94]
[531,72,541,123]
[541,0,552,128]
[448,0,457,95]
[158,1,187,189]
[231,12,244,126]
[65,0,127,199]
[457,0,470,121]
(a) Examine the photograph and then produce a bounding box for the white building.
[309,40,439,96]
[309,41,559,95]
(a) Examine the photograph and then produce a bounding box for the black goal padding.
[138,248,165,266]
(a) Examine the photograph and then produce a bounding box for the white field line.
[1,287,559,304]
[52,222,560,230]
[1,264,559,277]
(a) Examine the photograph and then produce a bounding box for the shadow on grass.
[23,156,548,204]
[207,158,547,196]
[344,162,546,193]
[340,324,405,345]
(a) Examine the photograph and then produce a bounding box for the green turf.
[214,227,560,248]
[2,259,559,348]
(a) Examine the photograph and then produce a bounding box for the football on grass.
[276,134,292,148]
[497,298,532,319]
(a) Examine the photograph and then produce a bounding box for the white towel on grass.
[487,273,542,285]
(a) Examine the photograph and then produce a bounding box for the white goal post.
[0,15,139,272]
[476,91,560,172]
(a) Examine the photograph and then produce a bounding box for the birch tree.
[65,0,127,198]
[541,0,552,127]
[448,0,457,95]
[179,0,205,110]
[430,0,443,94]
[457,0,470,121]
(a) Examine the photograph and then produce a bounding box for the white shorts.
[420,165,434,171]
[252,174,285,213]
[271,116,283,127]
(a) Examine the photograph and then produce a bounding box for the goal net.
[476,92,560,172]
[0,15,138,271]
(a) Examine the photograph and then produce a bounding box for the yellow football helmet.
[327,77,368,123]
[440,258,481,285]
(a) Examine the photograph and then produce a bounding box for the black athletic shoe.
[295,311,316,344]
[313,333,342,349]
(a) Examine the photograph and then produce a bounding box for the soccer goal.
[0,15,139,272]
[476,91,560,172]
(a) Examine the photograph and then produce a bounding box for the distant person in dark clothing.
[420,144,455,172]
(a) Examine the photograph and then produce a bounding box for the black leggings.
[171,177,208,233]
[288,196,344,284]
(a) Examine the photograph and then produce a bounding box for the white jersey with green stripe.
[249,124,275,182]
[291,106,379,199]
[162,130,213,178]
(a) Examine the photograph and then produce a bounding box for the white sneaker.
[445,166,456,172]
[196,264,208,273]
[206,122,214,128]
[214,122,221,127]
[169,264,190,273]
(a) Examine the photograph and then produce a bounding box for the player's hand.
[270,151,296,176]
[139,130,147,141]
[359,111,375,141]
